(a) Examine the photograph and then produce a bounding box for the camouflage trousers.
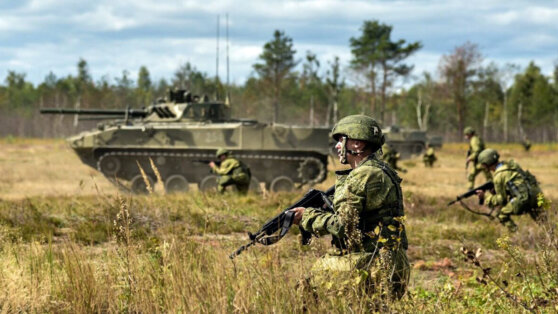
[467,163,492,190]
[306,247,410,300]
[423,157,435,167]
[217,174,250,195]
[497,193,547,232]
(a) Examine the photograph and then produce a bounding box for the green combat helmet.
[216,148,230,158]
[477,148,500,166]
[464,126,475,136]
[331,115,385,148]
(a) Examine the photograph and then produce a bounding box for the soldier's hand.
[475,190,485,205]
[289,207,305,225]
[209,161,216,168]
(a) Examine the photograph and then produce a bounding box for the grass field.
[0,138,557,312]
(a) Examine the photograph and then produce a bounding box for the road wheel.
[270,176,294,193]
[199,175,218,192]
[99,155,121,176]
[297,157,326,185]
[164,174,189,193]
[130,174,154,194]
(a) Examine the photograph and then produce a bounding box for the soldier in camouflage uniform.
[209,148,251,195]
[475,148,546,232]
[290,115,410,299]
[521,138,532,152]
[422,143,437,167]
[381,143,407,173]
[464,127,492,189]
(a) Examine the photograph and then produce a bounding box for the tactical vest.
[498,162,539,200]
[468,135,485,163]
[231,159,251,183]
[333,157,408,251]
[364,157,408,250]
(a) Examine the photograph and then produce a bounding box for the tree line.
[1,19,557,142]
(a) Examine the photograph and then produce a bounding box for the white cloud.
[1,0,557,85]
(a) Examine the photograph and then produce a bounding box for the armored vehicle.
[382,125,442,159]
[40,90,329,193]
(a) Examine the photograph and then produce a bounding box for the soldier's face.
[336,137,365,164]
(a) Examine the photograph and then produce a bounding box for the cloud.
[1,0,557,85]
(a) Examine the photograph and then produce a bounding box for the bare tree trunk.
[483,101,489,140]
[416,90,431,131]
[380,63,388,124]
[309,95,315,127]
[416,90,423,130]
[423,102,431,132]
[325,101,332,126]
[74,96,81,127]
[502,93,508,142]
[518,102,524,140]
[333,101,338,125]
[370,70,376,118]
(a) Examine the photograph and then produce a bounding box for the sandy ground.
[1,138,557,200]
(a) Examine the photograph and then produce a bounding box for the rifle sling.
[459,199,494,219]
[258,211,295,246]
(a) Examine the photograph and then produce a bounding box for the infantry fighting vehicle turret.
[40,90,329,193]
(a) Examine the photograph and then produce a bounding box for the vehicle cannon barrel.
[40,108,149,118]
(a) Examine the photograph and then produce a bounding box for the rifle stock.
[230,185,335,259]
[448,181,494,206]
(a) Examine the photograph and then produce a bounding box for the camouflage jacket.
[485,160,541,212]
[423,148,436,160]
[300,155,408,253]
[212,157,249,178]
[468,135,485,164]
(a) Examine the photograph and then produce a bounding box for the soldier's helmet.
[478,148,500,166]
[215,148,230,158]
[331,115,385,148]
[464,126,475,136]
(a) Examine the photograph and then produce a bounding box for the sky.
[1,0,557,88]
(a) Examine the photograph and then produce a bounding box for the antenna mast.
[216,15,220,83]
[226,13,230,87]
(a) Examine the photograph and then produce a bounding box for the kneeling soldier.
[475,148,546,232]
[422,143,437,167]
[290,115,410,299]
[209,148,251,195]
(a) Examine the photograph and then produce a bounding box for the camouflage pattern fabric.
[467,135,491,189]
[423,147,437,167]
[212,157,251,194]
[300,155,409,298]
[484,160,544,232]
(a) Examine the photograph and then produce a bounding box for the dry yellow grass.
[0,138,117,200]
[2,138,556,200]
[0,138,557,312]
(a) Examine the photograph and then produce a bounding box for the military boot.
[498,214,518,233]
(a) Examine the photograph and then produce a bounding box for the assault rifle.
[230,185,335,259]
[193,159,221,166]
[448,181,494,206]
